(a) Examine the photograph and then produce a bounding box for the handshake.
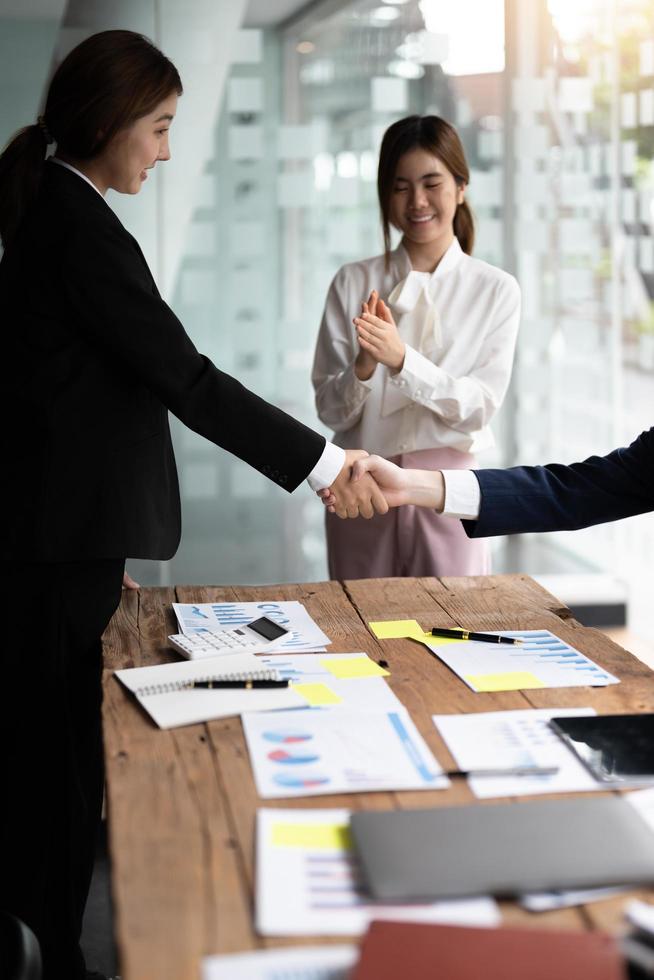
[319,449,446,518]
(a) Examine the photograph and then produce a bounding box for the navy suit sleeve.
[462,428,654,537]
[62,218,325,493]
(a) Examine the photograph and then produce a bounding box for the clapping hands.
[354,289,405,375]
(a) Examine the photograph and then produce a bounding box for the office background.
[1,0,653,632]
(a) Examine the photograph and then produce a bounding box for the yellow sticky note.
[293,682,343,706]
[466,671,546,692]
[271,821,352,850]
[369,619,431,642]
[369,619,460,645]
[319,656,390,679]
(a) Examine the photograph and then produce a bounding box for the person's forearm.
[402,469,445,510]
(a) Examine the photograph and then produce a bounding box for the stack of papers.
[173,600,330,652]
[255,808,499,935]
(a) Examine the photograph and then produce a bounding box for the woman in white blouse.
[312,115,521,578]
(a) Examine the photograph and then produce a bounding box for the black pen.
[446,766,559,778]
[184,679,290,689]
[431,627,523,646]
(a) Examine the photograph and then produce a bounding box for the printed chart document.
[255,808,499,936]
[243,709,447,798]
[202,946,358,980]
[173,600,330,651]
[115,653,308,729]
[433,707,601,798]
[256,652,403,711]
[427,630,619,691]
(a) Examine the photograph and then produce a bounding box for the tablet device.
[550,713,654,784]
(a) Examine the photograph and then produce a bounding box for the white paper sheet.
[173,601,330,652]
[519,885,628,912]
[626,898,654,937]
[255,652,404,712]
[427,630,619,691]
[202,946,358,980]
[243,709,447,799]
[256,808,500,936]
[433,707,601,798]
[115,653,307,730]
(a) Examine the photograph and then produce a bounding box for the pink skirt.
[326,447,490,580]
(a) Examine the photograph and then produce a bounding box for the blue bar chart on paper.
[427,629,620,693]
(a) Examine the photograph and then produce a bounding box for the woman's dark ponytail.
[0,122,51,251]
[0,30,182,253]
[453,198,475,255]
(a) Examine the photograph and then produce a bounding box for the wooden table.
[101,574,654,980]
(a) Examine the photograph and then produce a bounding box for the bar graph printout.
[427,630,619,692]
[255,808,500,936]
[172,600,330,651]
[433,707,602,798]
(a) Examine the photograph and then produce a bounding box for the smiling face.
[388,146,465,254]
[92,92,178,195]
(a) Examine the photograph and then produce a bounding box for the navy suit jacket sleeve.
[462,428,654,538]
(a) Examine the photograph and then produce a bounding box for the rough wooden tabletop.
[101,575,654,980]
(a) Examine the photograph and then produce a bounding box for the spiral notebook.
[115,652,308,730]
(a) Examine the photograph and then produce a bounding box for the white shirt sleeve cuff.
[307,441,346,491]
[441,469,482,519]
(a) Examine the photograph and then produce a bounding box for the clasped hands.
[321,454,445,518]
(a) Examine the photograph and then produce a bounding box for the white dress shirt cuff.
[441,469,482,519]
[340,361,375,402]
[391,344,446,399]
[307,442,346,491]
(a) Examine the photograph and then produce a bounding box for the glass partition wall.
[129,0,653,635]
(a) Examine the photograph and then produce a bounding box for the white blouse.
[312,238,521,458]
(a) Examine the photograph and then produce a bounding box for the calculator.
[168,615,290,660]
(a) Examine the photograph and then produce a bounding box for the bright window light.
[360,151,377,181]
[337,152,359,179]
[313,153,335,191]
[371,6,401,23]
[419,0,504,75]
[547,0,606,44]
[388,59,425,79]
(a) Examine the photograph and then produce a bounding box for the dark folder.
[350,797,654,901]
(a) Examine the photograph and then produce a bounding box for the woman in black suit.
[0,30,385,980]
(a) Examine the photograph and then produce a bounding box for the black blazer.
[0,162,325,561]
[463,427,654,538]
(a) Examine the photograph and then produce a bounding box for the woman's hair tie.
[36,115,55,145]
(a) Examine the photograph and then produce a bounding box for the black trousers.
[0,560,124,980]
